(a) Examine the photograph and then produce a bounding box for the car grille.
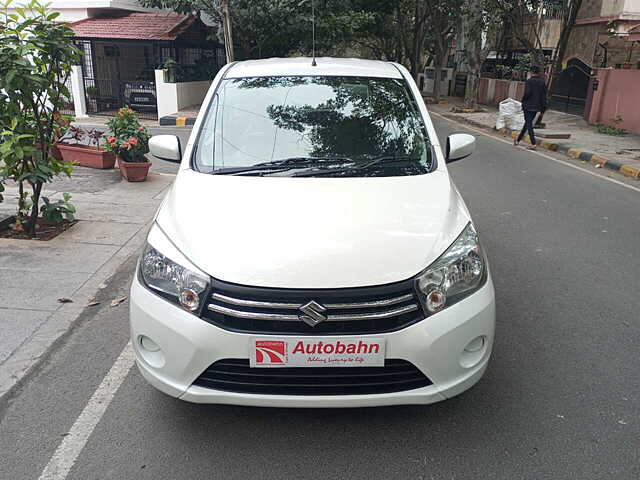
[201,278,424,334]
[192,359,432,395]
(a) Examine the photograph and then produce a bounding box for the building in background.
[4,1,224,121]
[3,0,159,22]
[564,0,640,68]
[70,13,224,120]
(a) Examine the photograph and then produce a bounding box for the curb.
[159,115,196,127]
[440,112,640,180]
[0,223,152,408]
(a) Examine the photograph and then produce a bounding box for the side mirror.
[149,135,182,163]
[446,133,476,163]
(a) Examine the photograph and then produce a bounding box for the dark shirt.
[521,75,548,112]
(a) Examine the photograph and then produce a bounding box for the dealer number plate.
[249,337,385,368]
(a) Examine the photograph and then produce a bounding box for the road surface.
[1,115,638,480]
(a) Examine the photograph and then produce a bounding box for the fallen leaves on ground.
[110,296,127,307]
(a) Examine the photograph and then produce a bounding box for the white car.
[131,58,495,407]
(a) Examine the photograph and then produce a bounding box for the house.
[544,0,639,115]
[564,0,640,68]
[5,1,225,121]
[3,0,159,23]
[69,13,224,120]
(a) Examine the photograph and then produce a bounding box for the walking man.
[515,65,548,150]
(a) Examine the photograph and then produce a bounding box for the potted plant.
[57,125,117,169]
[105,107,152,182]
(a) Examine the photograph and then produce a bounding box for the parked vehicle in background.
[124,81,156,110]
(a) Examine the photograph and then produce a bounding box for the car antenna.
[311,0,317,66]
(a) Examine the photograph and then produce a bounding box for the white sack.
[496,98,524,131]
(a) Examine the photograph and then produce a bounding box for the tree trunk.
[433,53,444,102]
[26,182,43,238]
[548,0,583,92]
[463,35,490,111]
[409,1,422,79]
[410,45,421,80]
[221,0,234,62]
[17,181,26,227]
[464,69,481,110]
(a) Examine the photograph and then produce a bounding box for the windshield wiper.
[291,155,423,177]
[210,156,355,175]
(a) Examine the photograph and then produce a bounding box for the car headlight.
[415,223,486,315]
[140,244,209,313]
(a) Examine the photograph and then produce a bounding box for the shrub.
[596,116,627,136]
[0,0,81,236]
[41,193,76,222]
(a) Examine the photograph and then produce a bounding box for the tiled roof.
[70,13,197,40]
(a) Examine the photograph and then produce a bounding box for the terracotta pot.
[34,142,64,161]
[117,157,152,182]
[49,144,64,161]
[57,143,116,169]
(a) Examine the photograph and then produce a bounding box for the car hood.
[155,169,471,288]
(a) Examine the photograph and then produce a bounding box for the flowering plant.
[104,107,151,162]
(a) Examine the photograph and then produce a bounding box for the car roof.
[225,57,403,79]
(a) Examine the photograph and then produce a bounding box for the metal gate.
[78,40,158,120]
[549,58,591,116]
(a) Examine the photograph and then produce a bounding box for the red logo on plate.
[255,341,287,364]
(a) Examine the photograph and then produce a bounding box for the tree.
[462,0,503,109]
[488,0,547,66]
[0,0,80,237]
[547,0,583,88]
[141,0,377,60]
[349,1,406,63]
[395,1,429,79]
[423,0,462,102]
[220,0,234,61]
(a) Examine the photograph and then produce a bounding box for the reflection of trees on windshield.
[252,76,428,161]
[232,77,426,157]
[199,76,435,176]
[234,76,310,90]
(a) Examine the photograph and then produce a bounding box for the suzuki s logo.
[299,300,327,326]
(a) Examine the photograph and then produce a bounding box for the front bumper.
[130,275,495,407]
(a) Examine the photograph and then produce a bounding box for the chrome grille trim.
[207,302,419,322]
[211,292,415,310]
[211,293,299,309]
[207,303,300,321]
[326,294,415,309]
[325,304,419,321]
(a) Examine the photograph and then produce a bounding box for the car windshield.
[193,75,434,177]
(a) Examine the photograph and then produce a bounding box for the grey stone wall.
[577,0,604,19]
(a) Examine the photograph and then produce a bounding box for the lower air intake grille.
[192,359,432,396]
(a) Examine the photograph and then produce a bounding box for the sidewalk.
[0,163,176,401]
[428,97,640,179]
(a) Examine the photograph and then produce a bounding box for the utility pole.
[221,0,234,62]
